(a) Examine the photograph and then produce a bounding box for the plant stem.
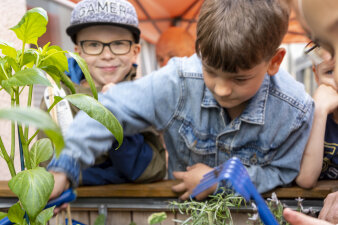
[0,137,16,177]
[14,88,32,170]
[17,125,32,170]
[24,85,33,139]
[27,130,39,146]
[10,91,15,159]
[20,41,25,68]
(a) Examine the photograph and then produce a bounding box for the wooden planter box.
[0,180,337,225]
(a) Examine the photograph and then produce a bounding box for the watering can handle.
[0,188,76,225]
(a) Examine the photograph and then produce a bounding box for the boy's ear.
[267,48,286,76]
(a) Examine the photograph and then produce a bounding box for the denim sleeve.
[47,60,181,183]
[246,99,315,193]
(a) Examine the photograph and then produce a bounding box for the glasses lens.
[82,41,103,55]
[110,40,132,55]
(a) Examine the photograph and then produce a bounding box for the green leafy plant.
[170,189,245,225]
[147,212,167,225]
[0,7,123,224]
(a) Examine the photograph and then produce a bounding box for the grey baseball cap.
[66,0,141,43]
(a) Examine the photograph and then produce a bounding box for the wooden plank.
[75,180,181,198]
[69,211,90,224]
[0,181,15,197]
[0,180,336,199]
[89,211,99,225]
[262,180,338,199]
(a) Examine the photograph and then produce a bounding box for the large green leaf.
[0,41,17,59]
[8,202,25,224]
[40,46,68,73]
[65,94,123,148]
[2,68,51,89]
[36,207,54,225]
[68,52,98,100]
[8,167,54,221]
[10,8,48,46]
[30,138,54,168]
[0,107,64,155]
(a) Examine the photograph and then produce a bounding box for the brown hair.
[196,0,289,73]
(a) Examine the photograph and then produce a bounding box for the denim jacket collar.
[201,74,270,125]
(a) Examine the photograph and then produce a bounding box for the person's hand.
[313,84,338,115]
[102,82,116,93]
[319,191,338,223]
[172,163,216,200]
[283,208,333,225]
[49,171,70,214]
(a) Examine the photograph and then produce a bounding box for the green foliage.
[0,107,64,156]
[148,212,167,225]
[65,94,123,148]
[36,207,55,225]
[10,7,48,46]
[0,212,7,220]
[8,167,54,220]
[94,214,106,225]
[171,189,245,225]
[0,6,123,224]
[8,203,25,224]
[30,138,54,168]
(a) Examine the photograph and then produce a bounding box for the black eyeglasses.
[80,40,133,56]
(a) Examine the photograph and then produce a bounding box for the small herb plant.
[171,191,319,225]
[0,7,123,224]
[170,189,245,225]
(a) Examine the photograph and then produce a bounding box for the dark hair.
[196,0,289,73]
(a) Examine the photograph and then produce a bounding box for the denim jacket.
[48,54,314,193]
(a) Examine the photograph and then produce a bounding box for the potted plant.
[0,7,123,224]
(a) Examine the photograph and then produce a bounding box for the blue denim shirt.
[48,54,314,193]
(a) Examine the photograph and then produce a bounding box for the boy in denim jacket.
[49,0,314,201]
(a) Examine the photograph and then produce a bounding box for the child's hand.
[319,191,338,224]
[313,84,338,115]
[172,163,216,200]
[49,171,70,214]
[313,58,338,114]
[102,82,116,93]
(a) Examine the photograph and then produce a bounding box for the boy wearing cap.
[50,0,314,203]
[46,0,166,187]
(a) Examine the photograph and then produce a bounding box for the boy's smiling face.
[74,25,140,86]
[202,61,269,118]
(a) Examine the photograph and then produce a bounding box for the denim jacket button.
[250,154,258,164]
